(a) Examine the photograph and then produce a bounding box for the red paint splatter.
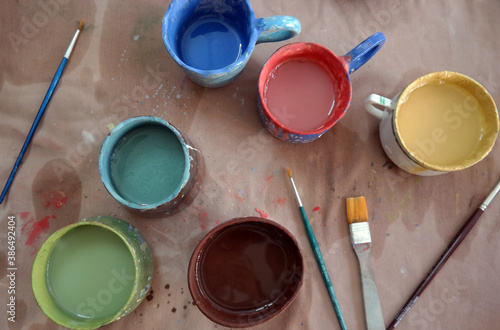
[215,220,220,225]
[274,197,287,206]
[265,175,274,182]
[26,215,55,246]
[255,208,268,218]
[313,206,321,212]
[20,211,30,220]
[21,218,35,232]
[199,212,208,230]
[44,191,69,209]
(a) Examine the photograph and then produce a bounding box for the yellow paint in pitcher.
[396,82,486,167]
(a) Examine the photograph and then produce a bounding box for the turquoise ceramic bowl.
[99,116,202,215]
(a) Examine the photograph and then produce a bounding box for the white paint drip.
[81,130,95,144]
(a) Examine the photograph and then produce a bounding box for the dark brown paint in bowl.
[188,217,304,328]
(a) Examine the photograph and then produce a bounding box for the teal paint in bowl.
[99,116,202,215]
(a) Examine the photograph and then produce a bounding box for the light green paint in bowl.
[32,216,153,329]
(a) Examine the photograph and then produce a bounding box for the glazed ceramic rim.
[188,217,304,328]
[162,0,257,76]
[258,42,352,136]
[98,116,191,211]
[31,219,140,329]
[393,71,499,172]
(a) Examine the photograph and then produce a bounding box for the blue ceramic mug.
[162,0,301,88]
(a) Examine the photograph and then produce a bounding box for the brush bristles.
[346,196,368,224]
[78,19,85,30]
[287,168,292,178]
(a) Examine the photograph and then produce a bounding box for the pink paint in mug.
[265,59,336,132]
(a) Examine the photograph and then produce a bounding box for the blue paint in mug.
[162,0,301,88]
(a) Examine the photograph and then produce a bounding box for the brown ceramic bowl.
[188,217,304,328]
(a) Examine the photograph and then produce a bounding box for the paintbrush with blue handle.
[0,19,84,204]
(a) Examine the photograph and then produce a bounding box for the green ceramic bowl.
[32,216,153,329]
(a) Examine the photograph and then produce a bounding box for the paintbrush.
[387,178,500,329]
[0,19,84,204]
[346,196,385,330]
[287,168,347,330]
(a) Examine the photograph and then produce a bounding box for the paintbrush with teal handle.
[288,169,348,330]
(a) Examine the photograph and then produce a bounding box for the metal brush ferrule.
[349,222,372,245]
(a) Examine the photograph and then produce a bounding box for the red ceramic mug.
[257,33,386,143]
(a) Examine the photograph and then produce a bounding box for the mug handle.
[342,32,386,74]
[256,16,301,44]
[364,94,394,120]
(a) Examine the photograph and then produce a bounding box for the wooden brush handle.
[355,245,385,330]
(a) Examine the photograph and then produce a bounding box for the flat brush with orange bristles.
[346,196,385,330]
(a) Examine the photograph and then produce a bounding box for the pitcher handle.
[342,32,386,74]
[256,16,301,44]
